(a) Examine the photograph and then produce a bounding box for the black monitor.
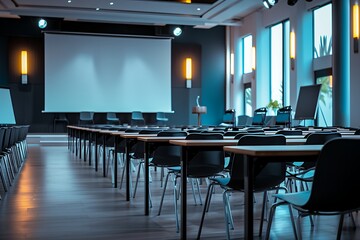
[294,84,322,120]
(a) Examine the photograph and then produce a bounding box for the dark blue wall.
[0,18,226,132]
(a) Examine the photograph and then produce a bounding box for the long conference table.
[67,125,358,239]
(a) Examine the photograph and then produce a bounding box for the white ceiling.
[0,0,263,28]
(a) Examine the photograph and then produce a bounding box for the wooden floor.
[0,134,359,240]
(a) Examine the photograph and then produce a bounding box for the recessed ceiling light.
[68,0,71,3]
[197,8,201,11]
[110,2,114,5]
[96,8,100,11]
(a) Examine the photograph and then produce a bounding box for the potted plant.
[267,99,281,115]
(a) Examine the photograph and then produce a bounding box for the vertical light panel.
[230,53,234,75]
[251,47,256,70]
[353,3,359,53]
[185,57,192,88]
[290,31,295,70]
[21,50,28,84]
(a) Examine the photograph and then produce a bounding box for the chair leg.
[223,191,231,240]
[158,171,171,216]
[259,191,267,237]
[133,160,143,198]
[197,183,215,239]
[174,175,180,233]
[296,214,303,240]
[337,214,345,240]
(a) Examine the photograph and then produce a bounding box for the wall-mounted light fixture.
[252,46,256,71]
[353,2,359,53]
[21,50,28,84]
[185,57,192,88]
[38,18,47,29]
[230,53,234,76]
[263,0,278,9]
[290,31,296,70]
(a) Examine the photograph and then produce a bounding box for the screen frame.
[294,84,322,120]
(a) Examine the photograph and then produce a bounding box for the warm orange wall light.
[185,57,192,88]
[230,53,234,76]
[290,31,296,70]
[21,50,28,84]
[353,3,359,53]
[251,47,256,71]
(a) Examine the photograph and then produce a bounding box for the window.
[270,20,290,108]
[315,69,333,127]
[313,3,332,58]
[244,83,252,116]
[243,35,253,74]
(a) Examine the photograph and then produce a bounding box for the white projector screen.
[0,88,16,124]
[44,32,172,113]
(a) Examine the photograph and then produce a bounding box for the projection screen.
[44,32,172,112]
[0,88,16,124]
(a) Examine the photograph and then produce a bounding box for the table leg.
[144,142,150,215]
[114,136,118,188]
[180,146,188,239]
[244,155,254,240]
[103,135,106,177]
[125,139,131,201]
[95,132,98,172]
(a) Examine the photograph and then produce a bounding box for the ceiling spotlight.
[38,18,47,29]
[288,0,298,6]
[173,27,182,37]
[263,0,278,9]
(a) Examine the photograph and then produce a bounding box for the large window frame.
[269,20,290,108]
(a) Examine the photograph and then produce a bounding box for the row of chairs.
[0,125,29,200]
[68,126,360,239]
[56,111,169,128]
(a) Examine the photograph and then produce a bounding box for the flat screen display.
[44,32,172,113]
[294,84,322,120]
[0,88,16,124]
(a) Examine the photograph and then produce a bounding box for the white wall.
[229,0,360,128]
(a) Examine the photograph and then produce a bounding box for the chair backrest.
[228,135,287,191]
[156,112,168,121]
[305,131,342,145]
[131,111,144,120]
[275,106,292,126]
[237,115,250,126]
[303,138,360,212]
[252,107,267,126]
[0,127,5,152]
[275,130,303,136]
[151,131,187,167]
[185,133,224,178]
[234,131,265,139]
[132,129,163,158]
[298,131,342,169]
[79,111,94,125]
[131,111,145,126]
[222,109,235,125]
[354,129,360,135]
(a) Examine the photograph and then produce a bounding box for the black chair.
[53,113,69,132]
[219,109,236,127]
[286,131,342,192]
[252,107,267,126]
[354,128,360,135]
[79,111,94,125]
[160,133,225,232]
[266,138,360,240]
[131,111,145,126]
[156,112,169,126]
[275,106,292,127]
[275,129,302,136]
[197,134,287,239]
[106,112,120,124]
